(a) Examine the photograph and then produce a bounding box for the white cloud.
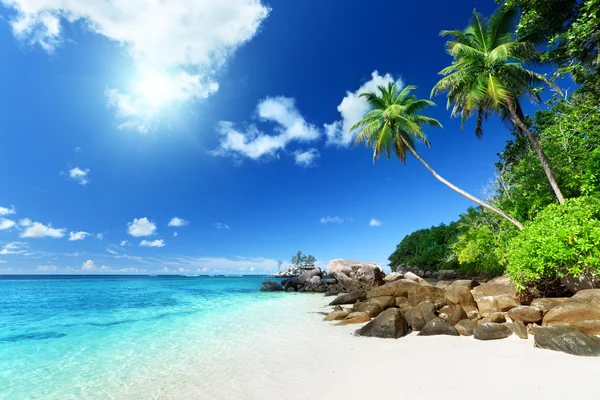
[36,265,57,271]
[0,218,16,230]
[96,233,104,240]
[19,218,32,227]
[127,217,157,237]
[69,231,89,241]
[2,0,270,132]
[294,148,319,167]
[106,247,118,255]
[120,240,128,247]
[214,223,230,230]
[168,217,188,227]
[369,218,383,227]
[20,221,65,238]
[326,71,403,146]
[212,96,319,162]
[68,167,90,185]
[0,205,16,215]
[0,260,6,264]
[140,239,165,248]
[82,259,111,271]
[320,216,343,224]
[0,242,28,255]
[173,232,178,237]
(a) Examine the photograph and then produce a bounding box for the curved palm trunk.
[399,136,524,230]
[507,101,565,205]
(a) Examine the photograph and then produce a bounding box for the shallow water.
[0,275,297,399]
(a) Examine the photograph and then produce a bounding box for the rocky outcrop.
[368,296,396,310]
[327,260,384,287]
[337,312,371,325]
[473,323,513,340]
[418,317,459,336]
[507,306,544,324]
[436,270,457,280]
[444,285,478,317]
[329,291,366,306]
[405,301,437,331]
[455,319,477,336]
[404,271,428,285]
[260,280,284,291]
[324,310,350,321]
[542,300,600,327]
[353,300,385,318]
[472,275,519,301]
[534,326,600,357]
[481,312,505,324]
[383,272,404,283]
[407,286,446,307]
[475,296,501,316]
[367,279,421,298]
[511,320,528,339]
[358,308,409,339]
[530,298,569,314]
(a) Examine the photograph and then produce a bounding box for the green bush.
[451,225,505,275]
[506,197,600,291]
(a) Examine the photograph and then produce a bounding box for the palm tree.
[432,7,565,204]
[353,82,524,230]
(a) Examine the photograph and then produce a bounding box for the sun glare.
[135,69,175,107]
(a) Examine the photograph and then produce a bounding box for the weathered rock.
[455,319,477,336]
[324,310,350,321]
[447,305,468,326]
[435,280,452,289]
[436,270,457,280]
[327,259,356,276]
[511,320,528,339]
[368,296,396,310]
[530,298,570,314]
[561,275,600,293]
[332,271,361,292]
[337,312,371,325]
[476,296,501,316]
[534,326,600,357]
[332,305,343,312]
[481,312,506,324]
[384,272,404,283]
[395,297,409,307]
[494,294,520,311]
[329,291,366,306]
[358,308,409,339]
[573,320,600,335]
[507,306,544,324]
[444,285,478,316]
[472,275,518,301]
[408,286,445,307]
[527,323,537,336]
[542,301,600,326]
[404,271,428,285]
[327,260,384,287]
[418,317,459,336]
[572,289,600,301]
[353,300,384,318]
[473,323,513,341]
[296,267,323,283]
[405,301,437,331]
[259,280,284,292]
[451,279,479,289]
[367,279,421,298]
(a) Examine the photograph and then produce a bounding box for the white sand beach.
[186,294,599,400]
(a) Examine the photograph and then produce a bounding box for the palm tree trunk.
[399,136,524,230]
[507,100,565,205]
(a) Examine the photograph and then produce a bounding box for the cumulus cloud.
[37,265,57,271]
[0,242,28,255]
[369,218,383,227]
[0,205,16,215]
[68,167,90,185]
[326,71,403,146]
[294,148,319,167]
[212,96,319,163]
[127,217,157,237]
[2,0,270,132]
[214,223,230,230]
[120,240,128,247]
[20,221,65,238]
[168,217,188,227]
[82,259,111,271]
[140,239,165,248]
[0,218,16,230]
[69,231,89,241]
[320,216,344,224]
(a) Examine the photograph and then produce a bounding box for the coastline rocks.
[447,305,468,326]
[327,259,356,276]
[358,308,409,339]
[407,286,445,307]
[436,270,457,280]
[473,323,513,341]
[329,291,367,306]
[475,296,501,316]
[405,301,437,331]
[542,301,600,326]
[573,321,600,335]
[327,260,384,287]
[418,317,459,336]
[481,312,506,324]
[404,272,428,285]
[444,285,478,317]
[455,319,477,336]
[534,326,600,357]
[368,296,396,310]
[507,306,544,324]
[337,312,371,325]
[384,272,404,283]
[511,320,528,339]
[472,275,519,302]
[572,289,600,301]
[530,298,570,315]
[367,279,421,298]
[561,275,600,293]
[451,279,479,289]
[353,300,385,318]
[324,310,350,321]
[259,281,284,292]
[494,294,520,312]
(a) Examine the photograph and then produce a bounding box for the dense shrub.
[506,197,600,291]
[451,225,505,275]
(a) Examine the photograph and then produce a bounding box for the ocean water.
[0,275,298,400]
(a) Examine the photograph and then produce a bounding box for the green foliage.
[388,223,459,271]
[290,251,317,268]
[506,197,600,291]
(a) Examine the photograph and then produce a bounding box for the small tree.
[291,251,304,268]
[277,260,283,272]
[304,255,317,267]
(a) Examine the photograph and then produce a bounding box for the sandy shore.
[192,294,600,400]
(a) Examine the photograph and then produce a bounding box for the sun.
[135,68,176,108]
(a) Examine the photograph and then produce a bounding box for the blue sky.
[0,0,552,274]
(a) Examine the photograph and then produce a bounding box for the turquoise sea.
[0,275,294,399]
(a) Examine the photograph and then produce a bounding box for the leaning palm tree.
[353,82,524,230]
[432,7,565,204]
